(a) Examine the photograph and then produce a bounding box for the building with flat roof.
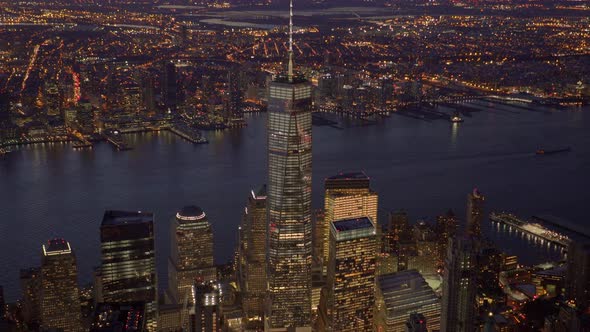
[441,237,477,332]
[168,205,215,306]
[39,238,82,332]
[320,217,377,332]
[374,270,441,332]
[322,171,378,270]
[100,210,157,331]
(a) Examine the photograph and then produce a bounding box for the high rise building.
[100,210,158,331]
[441,237,477,332]
[265,1,313,327]
[466,189,485,238]
[20,267,41,328]
[436,211,458,264]
[193,281,221,332]
[39,238,82,332]
[239,186,267,322]
[408,222,438,276]
[406,313,428,332]
[168,205,216,305]
[225,68,243,122]
[386,210,412,254]
[566,238,590,310]
[321,217,377,332]
[162,61,177,111]
[374,270,441,332]
[322,172,378,268]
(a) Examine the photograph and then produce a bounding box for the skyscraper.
[20,267,41,328]
[239,186,267,322]
[565,236,590,310]
[436,210,458,264]
[374,270,441,332]
[441,237,477,332]
[163,61,177,111]
[100,210,158,331]
[466,189,485,238]
[168,205,216,305]
[265,0,313,328]
[322,172,378,269]
[39,238,82,332]
[193,281,221,332]
[322,217,377,332]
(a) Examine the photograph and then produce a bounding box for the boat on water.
[536,147,571,155]
[450,112,464,123]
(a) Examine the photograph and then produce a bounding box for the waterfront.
[0,103,588,300]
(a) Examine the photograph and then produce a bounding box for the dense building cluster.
[1,0,589,331]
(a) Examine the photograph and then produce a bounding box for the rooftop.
[332,217,374,232]
[273,72,307,84]
[42,238,72,256]
[327,171,369,181]
[176,205,206,221]
[102,210,153,226]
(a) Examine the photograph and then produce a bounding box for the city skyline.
[1,0,589,331]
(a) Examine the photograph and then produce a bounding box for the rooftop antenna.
[288,0,294,82]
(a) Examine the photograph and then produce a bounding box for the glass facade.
[240,187,267,321]
[326,217,377,332]
[323,175,378,268]
[100,210,158,331]
[441,237,477,332]
[266,79,313,329]
[168,206,215,306]
[374,270,441,332]
[40,239,82,332]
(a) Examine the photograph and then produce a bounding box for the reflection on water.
[0,106,588,300]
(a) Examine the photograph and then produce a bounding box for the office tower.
[436,211,458,264]
[193,281,221,332]
[239,186,267,322]
[90,302,146,332]
[312,209,325,262]
[39,238,82,332]
[406,313,428,332]
[441,237,477,332]
[20,267,41,327]
[168,205,216,305]
[323,217,377,332]
[566,240,590,310]
[163,61,177,111]
[374,270,441,332]
[323,172,378,268]
[225,68,243,122]
[266,1,313,327]
[466,189,485,238]
[386,210,411,254]
[100,210,158,331]
[408,222,438,276]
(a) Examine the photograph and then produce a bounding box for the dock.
[168,123,208,144]
[103,130,133,150]
[490,212,570,249]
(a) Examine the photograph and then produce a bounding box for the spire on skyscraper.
[288,0,294,82]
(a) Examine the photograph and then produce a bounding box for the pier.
[490,212,570,249]
[167,123,208,144]
[103,130,133,150]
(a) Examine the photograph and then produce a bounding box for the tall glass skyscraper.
[39,238,82,332]
[168,205,216,306]
[266,72,313,329]
[100,210,158,331]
